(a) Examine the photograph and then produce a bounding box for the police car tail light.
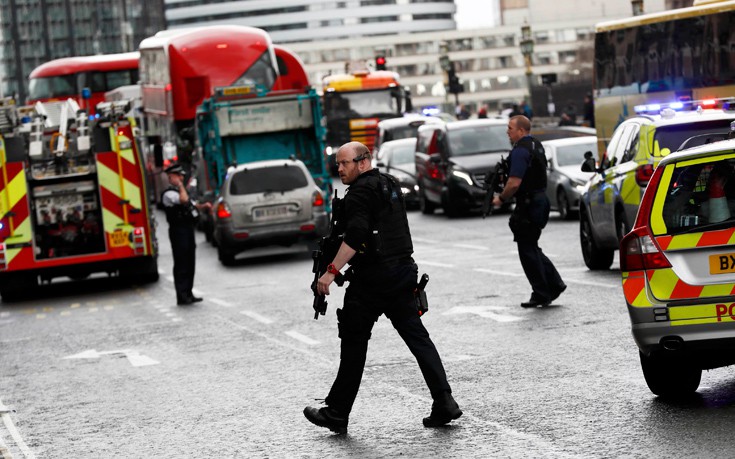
[621,229,671,271]
[635,164,654,187]
[312,190,325,207]
[216,202,232,219]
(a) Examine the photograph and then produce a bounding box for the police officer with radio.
[493,116,566,307]
[162,163,211,306]
[303,142,461,434]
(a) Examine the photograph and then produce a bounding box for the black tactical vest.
[162,186,198,226]
[512,136,547,197]
[353,172,413,266]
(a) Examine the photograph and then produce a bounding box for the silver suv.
[580,105,735,270]
[213,159,329,265]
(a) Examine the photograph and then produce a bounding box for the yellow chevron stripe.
[677,152,735,168]
[6,168,27,210]
[651,165,674,235]
[669,304,717,321]
[117,134,136,164]
[667,233,703,250]
[97,162,142,210]
[701,283,735,297]
[4,217,31,264]
[102,208,133,248]
[648,268,679,299]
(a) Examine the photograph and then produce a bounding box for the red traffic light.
[375,56,386,70]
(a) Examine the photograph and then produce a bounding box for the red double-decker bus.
[138,26,279,153]
[27,52,139,114]
[273,45,310,92]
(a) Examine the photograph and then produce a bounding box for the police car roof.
[658,137,735,169]
[445,118,506,131]
[637,109,735,128]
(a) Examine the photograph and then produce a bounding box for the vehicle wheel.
[419,190,436,215]
[579,211,614,270]
[218,245,236,266]
[557,189,571,220]
[442,203,461,218]
[0,273,37,302]
[639,351,701,398]
[615,208,630,241]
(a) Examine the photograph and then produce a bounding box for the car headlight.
[574,183,586,193]
[451,169,473,185]
[401,187,411,195]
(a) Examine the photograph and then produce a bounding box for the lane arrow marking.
[63,349,159,367]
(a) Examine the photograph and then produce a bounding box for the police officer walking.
[303,142,461,434]
[492,116,566,307]
[162,163,211,305]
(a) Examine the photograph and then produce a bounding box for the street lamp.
[520,22,534,115]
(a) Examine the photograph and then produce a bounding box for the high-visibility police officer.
[493,116,566,307]
[303,142,461,434]
[162,163,211,305]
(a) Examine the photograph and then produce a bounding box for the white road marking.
[284,330,320,345]
[0,312,9,318]
[172,318,183,323]
[563,278,619,289]
[413,237,439,244]
[209,298,233,308]
[0,399,36,459]
[63,349,159,367]
[240,310,274,324]
[452,243,488,250]
[443,306,525,322]
[415,260,455,268]
[474,268,524,277]
[164,275,174,283]
[164,312,176,318]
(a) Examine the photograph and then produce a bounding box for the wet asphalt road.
[3,200,735,458]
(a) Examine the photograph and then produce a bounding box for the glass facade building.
[0,0,166,101]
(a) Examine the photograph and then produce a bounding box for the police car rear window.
[659,158,735,235]
[230,165,308,195]
[655,119,733,152]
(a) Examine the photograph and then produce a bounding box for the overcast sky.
[454,0,497,29]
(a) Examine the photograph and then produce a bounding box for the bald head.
[336,141,372,185]
[338,141,370,160]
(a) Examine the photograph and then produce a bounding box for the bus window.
[28,75,76,100]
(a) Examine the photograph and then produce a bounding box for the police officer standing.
[492,116,566,307]
[303,142,461,434]
[162,163,211,305]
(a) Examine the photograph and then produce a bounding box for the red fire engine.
[0,98,158,300]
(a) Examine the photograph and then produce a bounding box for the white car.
[212,159,328,265]
[542,136,597,220]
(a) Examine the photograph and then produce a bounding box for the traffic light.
[448,67,464,95]
[375,55,386,71]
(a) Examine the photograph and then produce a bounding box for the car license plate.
[110,230,129,248]
[253,205,290,221]
[709,252,735,274]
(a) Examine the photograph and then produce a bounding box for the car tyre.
[557,189,572,220]
[419,189,436,215]
[218,245,236,266]
[580,211,614,270]
[639,351,701,398]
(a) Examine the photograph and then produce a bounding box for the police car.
[620,137,735,397]
[580,100,735,270]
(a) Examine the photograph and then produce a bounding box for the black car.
[414,119,509,217]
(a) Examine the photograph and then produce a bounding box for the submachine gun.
[311,190,349,320]
[482,156,509,218]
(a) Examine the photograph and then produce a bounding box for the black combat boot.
[303,406,348,434]
[423,391,462,427]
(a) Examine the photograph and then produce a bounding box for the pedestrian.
[582,93,595,128]
[521,99,533,119]
[477,106,488,118]
[558,100,577,126]
[304,141,461,434]
[509,104,523,117]
[161,163,212,305]
[456,104,470,120]
[492,116,566,308]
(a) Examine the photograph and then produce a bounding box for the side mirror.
[581,151,596,172]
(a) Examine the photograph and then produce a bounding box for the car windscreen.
[386,143,416,165]
[230,165,308,195]
[655,119,733,153]
[659,157,735,235]
[555,142,599,167]
[324,89,397,119]
[385,125,420,142]
[448,125,508,156]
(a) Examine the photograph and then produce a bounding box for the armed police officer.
[303,142,461,434]
[162,163,211,306]
[492,116,566,307]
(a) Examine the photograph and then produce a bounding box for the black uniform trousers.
[169,224,196,302]
[324,262,451,416]
[510,192,564,302]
